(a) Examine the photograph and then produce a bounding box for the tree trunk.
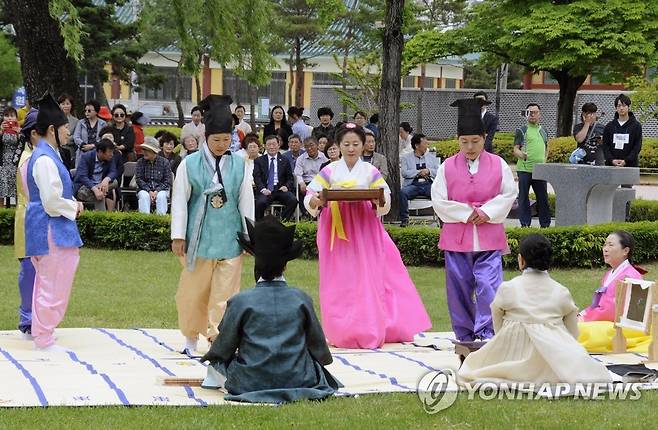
[287,51,294,107]
[93,79,108,106]
[555,72,587,137]
[195,74,202,105]
[234,72,240,104]
[495,66,501,115]
[294,37,304,107]
[341,26,351,121]
[249,85,257,129]
[5,0,82,111]
[195,53,204,104]
[379,0,405,222]
[175,61,185,128]
[417,64,425,133]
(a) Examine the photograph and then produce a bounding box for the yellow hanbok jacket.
[14,146,32,259]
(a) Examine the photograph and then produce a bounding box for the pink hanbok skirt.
[317,201,431,348]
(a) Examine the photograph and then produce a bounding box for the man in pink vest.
[431,98,516,341]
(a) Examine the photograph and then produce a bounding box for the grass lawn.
[0,246,656,429]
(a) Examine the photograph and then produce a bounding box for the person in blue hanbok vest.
[170,95,255,355]
[201,215,341,404]
[25,94,84,352]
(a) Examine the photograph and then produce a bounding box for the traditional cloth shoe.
[35,344,68,353]
[182,337,198,355]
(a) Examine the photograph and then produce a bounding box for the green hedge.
[433,133,658,168]
[144,126,181,139]
[4,208,658,269]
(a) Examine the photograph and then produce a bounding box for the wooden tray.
[321,188,385,207]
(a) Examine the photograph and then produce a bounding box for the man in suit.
[253,135,298,220]
[473,91,499,153]
[73,138,119,211]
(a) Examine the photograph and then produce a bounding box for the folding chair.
[120,161,137,211]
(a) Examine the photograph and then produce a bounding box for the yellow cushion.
[578,321,652,353]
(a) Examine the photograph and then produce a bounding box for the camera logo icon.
[417,369,458,413]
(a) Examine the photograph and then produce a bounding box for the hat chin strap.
[54,129,62,148]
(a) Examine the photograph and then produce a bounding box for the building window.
[223,70,285,106]
[421,77,435,89]
[543,72,558,85]
[444,78,457,89]
[313,72,343,86]
[648,67,657,80]
[402,76,416,88]
[142,67,192,101]
[590,74,605,84]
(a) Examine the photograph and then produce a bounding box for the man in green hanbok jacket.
[200,216,341,403]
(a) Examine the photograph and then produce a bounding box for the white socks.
[184,337,198,353]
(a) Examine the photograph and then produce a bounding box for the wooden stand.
[158,377,204,387]
[611,280,658,361]
[612,280,628,353]
[321,188,385,207]
[645,305,658,363]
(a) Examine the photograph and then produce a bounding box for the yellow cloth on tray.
[578,321,652,353]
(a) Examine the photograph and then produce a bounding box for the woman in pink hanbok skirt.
[304,124,431,349]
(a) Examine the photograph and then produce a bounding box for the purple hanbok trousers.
[444,250,503,341]
[18,257,35,334]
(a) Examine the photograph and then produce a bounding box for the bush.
[433,134,658,168]
[76,211,171,251]
[144,126,181,139]
[4,208,658,269]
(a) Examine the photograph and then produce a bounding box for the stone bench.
[532,164,640,226]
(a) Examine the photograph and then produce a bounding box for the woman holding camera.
[0,106,21,207]
[572,102,605,165]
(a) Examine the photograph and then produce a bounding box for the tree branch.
[154,51,180,64]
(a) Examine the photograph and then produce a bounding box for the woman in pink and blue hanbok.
[304,124,431,349]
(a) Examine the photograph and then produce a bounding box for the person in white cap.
[135,136,172,215]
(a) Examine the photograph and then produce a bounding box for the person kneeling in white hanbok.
[459,234,611,386]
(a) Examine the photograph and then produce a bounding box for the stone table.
[532,164,640,226]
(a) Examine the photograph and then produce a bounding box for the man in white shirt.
[295,137,328,217]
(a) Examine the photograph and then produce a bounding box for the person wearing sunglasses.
[513,103,550,228]
[110,104,135,163]
[72,99,106,167]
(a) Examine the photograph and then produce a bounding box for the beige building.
[99,1,464,118]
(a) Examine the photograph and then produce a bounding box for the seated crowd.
[1,90,642,230]
[60,102,423,222]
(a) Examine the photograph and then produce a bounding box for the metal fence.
[309,86,658,139]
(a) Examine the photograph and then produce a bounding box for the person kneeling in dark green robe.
[200,215,341,403]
